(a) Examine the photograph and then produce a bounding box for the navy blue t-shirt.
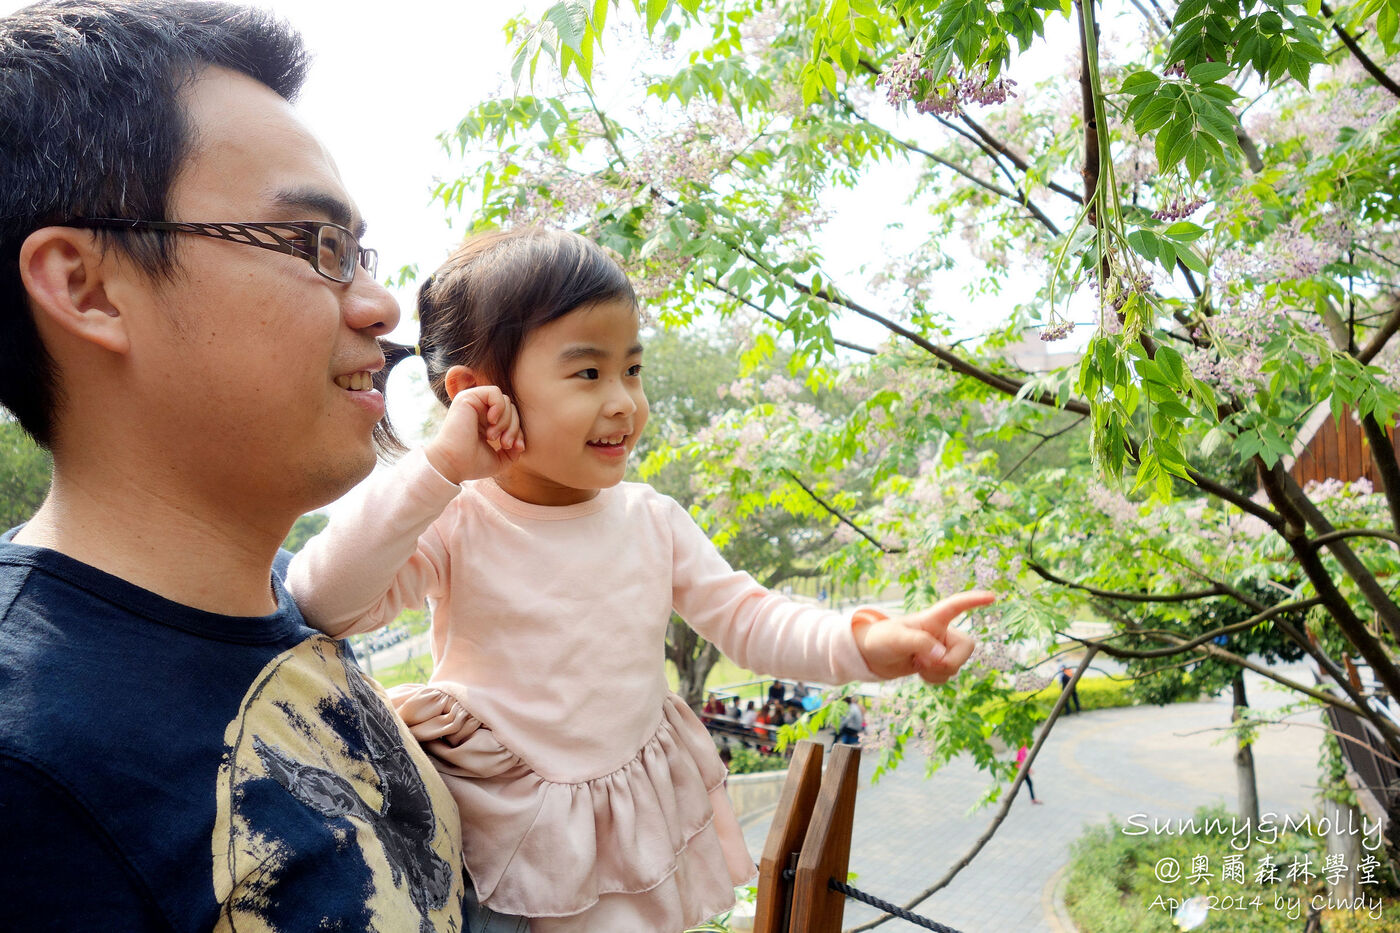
[0,533,466,932]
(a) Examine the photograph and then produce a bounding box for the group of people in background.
[700,681,866,750]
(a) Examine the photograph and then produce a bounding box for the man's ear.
[443,365,484,400]
[18,227,131,355]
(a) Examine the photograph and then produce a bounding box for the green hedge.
[1015,674,1171,714]
[726,746,789,774]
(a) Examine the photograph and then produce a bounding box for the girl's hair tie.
[413,344,423,358]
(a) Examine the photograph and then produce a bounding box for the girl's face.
[493,298,648,506]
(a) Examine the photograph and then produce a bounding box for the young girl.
[287,227,992,932]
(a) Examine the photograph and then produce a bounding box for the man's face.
[126,67,398,520]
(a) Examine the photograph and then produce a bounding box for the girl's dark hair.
[375,226,636,455]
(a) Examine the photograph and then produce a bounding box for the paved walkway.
[740,667,1325,932]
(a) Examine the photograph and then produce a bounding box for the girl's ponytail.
[371,338,417,458]
[371,273,440,459]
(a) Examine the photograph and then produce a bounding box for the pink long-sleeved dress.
[287,449,877,932]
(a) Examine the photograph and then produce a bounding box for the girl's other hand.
[424,385,525,485]
[852,590,993,684]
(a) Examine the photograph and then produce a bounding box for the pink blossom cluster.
[1013,670,1054,692]
[1086,481,1141,526]
[1040,319,1075,341]
[972,639,1016,672]
[1304,476,1375,502]
[877,48,1017,115]
[1247,56,1389,151]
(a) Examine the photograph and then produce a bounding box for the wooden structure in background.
[754,741,861,933]
[1284,402,1400,488]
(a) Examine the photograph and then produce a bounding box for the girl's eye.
[576,368,600,380]
[626,364,644,377]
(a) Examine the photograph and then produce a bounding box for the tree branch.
[845,649,1098,931]
[1256,462,1400,700]
[1268,462,1400,639]
[781,469,905,554]
[1358,300,1400,364]
[894,133,1063,235]
[958,112,1083,204]
[1320,1,1400,99]
[844,101,1065,236]
[1306,527,1400,551]
[1081,631,1370,717]
[977,415,1088,509]
[701,276,878,355]
[1026,559,1227,603]
[1358,413,1400,537]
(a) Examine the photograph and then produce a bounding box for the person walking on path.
[838,696,866,745]
[1059,665,1082,713]
[1017,745,1044,804]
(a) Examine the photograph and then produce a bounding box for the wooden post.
[754,741,825,933]
[791,743,860,933]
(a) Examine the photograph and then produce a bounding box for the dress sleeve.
[666,497,879,685]
[285,448,462,637]
[0,756,169,930]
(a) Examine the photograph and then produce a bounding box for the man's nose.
[344,271,401,336]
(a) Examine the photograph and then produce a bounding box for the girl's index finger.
[910,590,996,638]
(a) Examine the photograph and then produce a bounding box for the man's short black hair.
[0,0,309,447]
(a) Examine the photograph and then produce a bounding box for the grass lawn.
[666,656,765,698]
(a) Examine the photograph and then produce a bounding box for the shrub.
[726,745,789,774]
[1015,675,1151,714]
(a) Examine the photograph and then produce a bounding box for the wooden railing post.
[790,743,860,933]
[754,741,825,933]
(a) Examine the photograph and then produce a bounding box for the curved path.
[741,666,1324,931]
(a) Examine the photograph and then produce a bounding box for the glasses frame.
[64,218,377,284]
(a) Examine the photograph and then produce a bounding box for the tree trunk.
[1232,673,1260,826]
[667,616,720,709]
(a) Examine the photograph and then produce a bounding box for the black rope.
[780,869,965,933]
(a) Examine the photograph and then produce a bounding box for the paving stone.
[741,666,1322,932]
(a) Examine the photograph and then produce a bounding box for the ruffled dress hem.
[388,684,755,931]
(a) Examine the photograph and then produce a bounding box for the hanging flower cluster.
[877,48,1017,116]
[1151,195,1207,221]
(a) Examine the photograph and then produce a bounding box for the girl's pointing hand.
[852,590,994,684]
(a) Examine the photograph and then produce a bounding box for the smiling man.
[0,2,466,930]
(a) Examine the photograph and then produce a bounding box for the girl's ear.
[19,227,130,355]
[443,365,485,399]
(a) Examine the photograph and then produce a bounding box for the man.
[0,2,466,929]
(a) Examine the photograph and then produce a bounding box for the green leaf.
[1127,228,1159,261]
[1156,345,1186,383]
[1120,70,1161,96]
[1178,246,1209,274]
[1188,61,1231,82]
[1380,2,1399,47]
[646,0,669,33]
[1163,221,1206,242]
[546,1,588,53]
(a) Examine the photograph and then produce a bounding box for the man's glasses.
[64,218,377,284]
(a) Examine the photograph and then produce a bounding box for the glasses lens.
[359,248,378,280]
[316,225,354,283]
